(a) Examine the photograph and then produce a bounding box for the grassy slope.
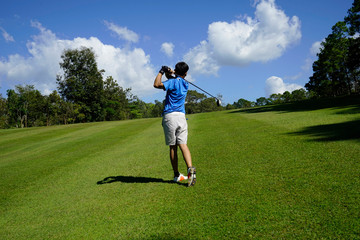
[0,96,359,239]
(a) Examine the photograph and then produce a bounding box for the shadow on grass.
[97,175,187,186]
[230,95,360,114]
[288,119,360,142]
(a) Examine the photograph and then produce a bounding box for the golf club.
[184,79,222,107]
[165,67,221,107]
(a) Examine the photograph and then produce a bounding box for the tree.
[57,47,105,122]
[306,21,350,97]
[6,85,44,128]
[291,89,307,101]
[255,97,269,106]
[151,100,164,117]
[6,89,20,127]
[345,0,360,35]
[281,91,292,103]
[59,101,82,124]
[225,104,236,110]
[345,0,360,92]
[234,98,254,108]
[199,98,218,112]
[0,93,8,128]
[306,0,360,97]
[44,91,62,126]
[103,76,130,120]
[268,94,282,105]
[128,96,147,119]
[185,90,207,114]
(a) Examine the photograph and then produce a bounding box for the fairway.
[1,97,359,239]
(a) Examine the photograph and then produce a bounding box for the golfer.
[153,62,196,187]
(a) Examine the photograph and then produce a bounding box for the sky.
[0,0,354,105]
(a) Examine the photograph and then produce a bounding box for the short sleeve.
[163,78,175,91]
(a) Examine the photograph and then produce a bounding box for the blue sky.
[0,0,354,105]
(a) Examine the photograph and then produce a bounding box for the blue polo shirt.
[163,77,188,114]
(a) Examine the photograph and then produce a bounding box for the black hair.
[174,62,189,76]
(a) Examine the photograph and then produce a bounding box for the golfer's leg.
[178,144,192,168]
[169,145,179,175]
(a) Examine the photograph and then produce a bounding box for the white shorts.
[162,112,188,145]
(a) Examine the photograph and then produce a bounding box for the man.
[153,62,196,187]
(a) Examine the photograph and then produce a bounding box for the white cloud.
[0,27,15,42]
[265,76,303,96]
[184,0,301,76]
[310,40,322,56]
[161,42,174,57]
[104,21,139,43]
[301,40,323,72]
[0,21,156,97]
[184,41,220,76]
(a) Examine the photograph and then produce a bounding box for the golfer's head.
[175,62,189,77]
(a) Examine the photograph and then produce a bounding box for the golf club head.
[216,99,221,107]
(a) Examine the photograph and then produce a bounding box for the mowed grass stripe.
[0,119,160,206]
[0,122,115,162]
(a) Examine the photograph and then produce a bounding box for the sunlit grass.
[1,96,359,239]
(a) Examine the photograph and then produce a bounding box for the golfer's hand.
[159,66,171,74]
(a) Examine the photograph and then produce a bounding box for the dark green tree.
[255,97,269,106]
[345,0,360,92]
[306,0,360,96]
[234,98,254,108]
[57,47,105,122]
[185,90,206,114]
[151,100,164,117]
[44,91,62,126]
[0,93,8,128]
[199,98,218,112]
[345,0,360,35]
[6,85,44,128]
[103,76,131,120]
[268,94,282,105]
[59,101,83,124]
[128,96,147,119]
[306,21,350,97]
[6,89,20,127]
[291,89,307,101]
[281,91,292,103]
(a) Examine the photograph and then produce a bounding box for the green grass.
[1,96,359,239]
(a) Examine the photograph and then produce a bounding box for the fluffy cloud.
[310,40,322,56]
[161,42,174,58]
[104,21,139,43]
[0,21,155,96]
[302,40,323,72]
[184,0,301,75]
[0,27,15,42]
[265,76,303,96]
[184,40,220,76]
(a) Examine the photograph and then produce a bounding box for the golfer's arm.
[153,73,165,90]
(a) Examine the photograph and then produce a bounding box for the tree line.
[0,47,222,129]
[0,47,156,128]
[226,88,311,109]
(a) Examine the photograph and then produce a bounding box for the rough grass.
[0,95,359,239]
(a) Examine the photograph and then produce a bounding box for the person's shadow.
[97,175,187,187]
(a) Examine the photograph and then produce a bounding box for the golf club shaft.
[184,79,218,100]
